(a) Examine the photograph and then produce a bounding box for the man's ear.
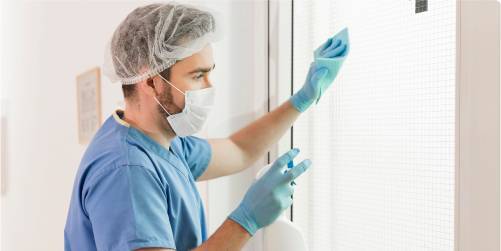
[139,77,160,97]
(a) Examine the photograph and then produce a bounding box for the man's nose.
[205,79,213,88]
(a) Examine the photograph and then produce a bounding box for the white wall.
[0,1,268,250]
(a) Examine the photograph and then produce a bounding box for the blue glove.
[228,148,312,236]
[290,27,350,112]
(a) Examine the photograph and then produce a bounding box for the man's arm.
[198,100,300,180]
[135,219,251,251]
[199,32,348,181]
[137,149,311,251]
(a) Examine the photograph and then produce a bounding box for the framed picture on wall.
[76,67,102,144]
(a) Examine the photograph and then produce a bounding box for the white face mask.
[154,75,215,137]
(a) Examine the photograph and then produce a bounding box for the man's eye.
[194,74,204,80]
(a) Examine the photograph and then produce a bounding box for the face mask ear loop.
[154,96,172,116]
[158,74,185,95]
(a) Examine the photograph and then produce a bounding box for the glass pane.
[292,1,456,250]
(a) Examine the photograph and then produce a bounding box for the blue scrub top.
[64,110,212,251]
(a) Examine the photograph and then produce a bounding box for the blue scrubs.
[64,110,212,251]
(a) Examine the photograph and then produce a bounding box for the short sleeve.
[179,136,212,180]
[84,164,176,251]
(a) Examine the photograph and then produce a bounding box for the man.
[64,2,348,251]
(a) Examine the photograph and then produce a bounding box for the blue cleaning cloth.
[313,27,350,103]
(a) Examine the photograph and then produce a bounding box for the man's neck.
[121,105,176,149]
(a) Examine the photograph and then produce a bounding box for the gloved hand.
[228,148,312,236]
[290,28,350,112]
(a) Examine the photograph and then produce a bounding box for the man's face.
[154,44,215,131]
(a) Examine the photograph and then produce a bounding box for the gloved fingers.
[321,38,342,56]
[271,148,300,174]
[286,159,312,182]
[322,43,347,58]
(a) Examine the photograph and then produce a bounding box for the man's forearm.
[230,100,301,167]
[192,219,251,251]
[200,100,300,181]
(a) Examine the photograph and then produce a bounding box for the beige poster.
[76,67,102,144]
